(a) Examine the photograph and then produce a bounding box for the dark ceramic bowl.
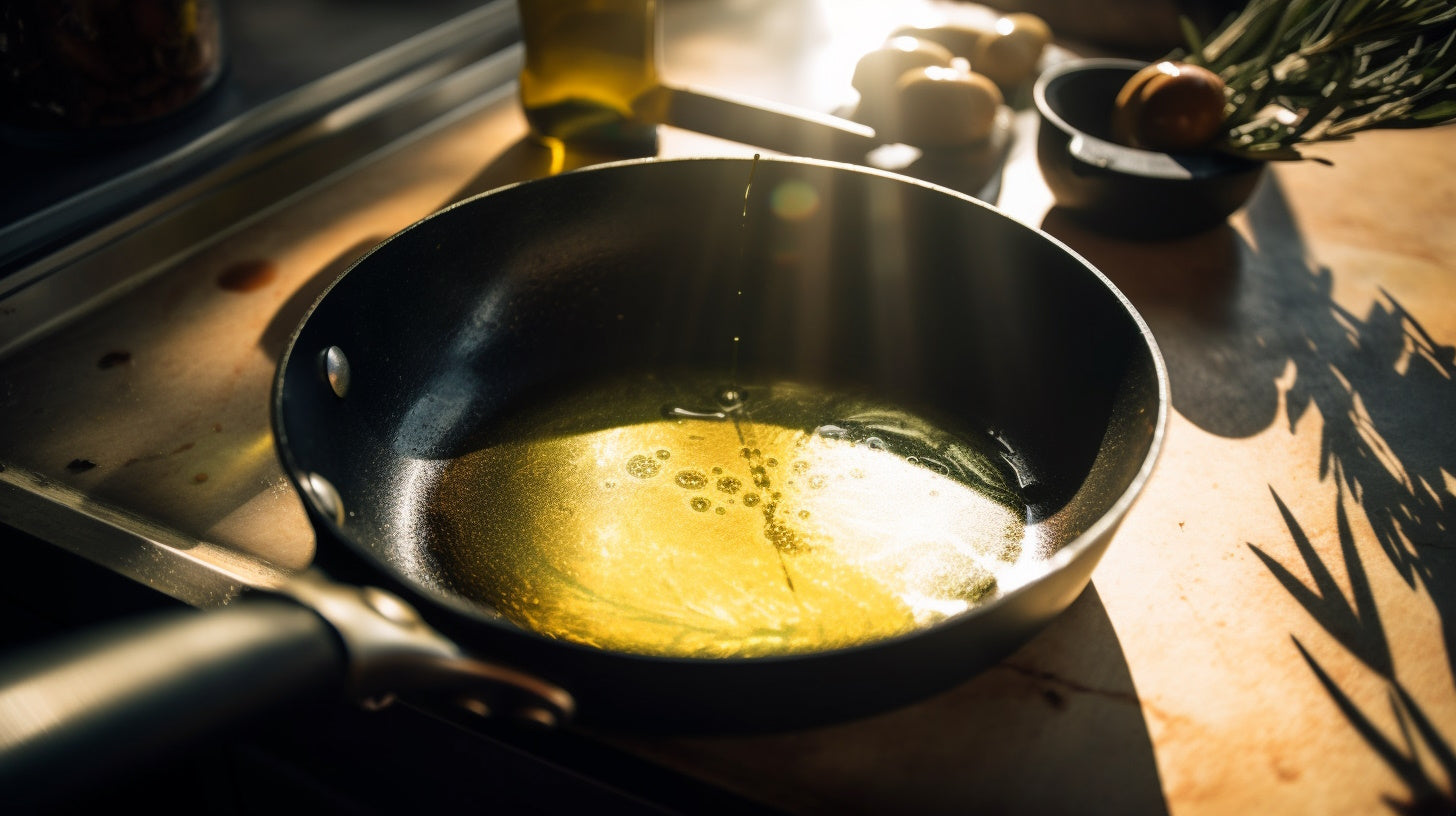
[1033,58,1264,239]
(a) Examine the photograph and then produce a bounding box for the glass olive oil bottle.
[517,0,661,156]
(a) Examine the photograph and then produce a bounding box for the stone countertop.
[0,1,1451,812]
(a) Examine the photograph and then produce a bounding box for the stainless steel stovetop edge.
[0,0,522,274]
[0,462,284,606]
[0,44,524,360]
[0,43,527,606]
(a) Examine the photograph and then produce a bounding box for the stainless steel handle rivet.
[304,472,346,526]
[458,697,492,718]
[515,706,559,727]
[360,693,397,712]
[361,587,422,627]
[319,346,351,398]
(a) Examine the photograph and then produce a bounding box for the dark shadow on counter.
[611,584,1167,815]
[1266,500,1456,816]
[1042,175,1456,679]
[449,135,643,206]
[259,235,386,360]
[1294,638,1455,816]
[1038,208,1277,439]
[1043,176,1456,814]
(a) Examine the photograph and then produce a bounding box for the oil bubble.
[716,476,742,494]
[743,493,761,507]
[690,497,711,512]
[763,519,803,553]
[675,470,709,490]
[766,458,778,468]
[715,506,727,515]
[798,510,811,520]
[712,466,723,475]
[865,437,886,450]
[808,475,827,490]
[656,449,671,460]
[792,461,810,474]
[626,455,662,479]
[716,386,745,410]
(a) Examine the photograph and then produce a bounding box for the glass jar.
[0,0,225,144]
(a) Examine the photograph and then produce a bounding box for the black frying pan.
[0,157,1166,800]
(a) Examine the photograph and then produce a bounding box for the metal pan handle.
[0,572,574,808]
[0,599,344,807]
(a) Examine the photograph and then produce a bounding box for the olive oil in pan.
[424,377,1040,658]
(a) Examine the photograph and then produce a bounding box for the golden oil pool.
[423,376,1040,658]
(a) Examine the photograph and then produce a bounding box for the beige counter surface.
[617,122,1456,814]
[1,2,1451,813]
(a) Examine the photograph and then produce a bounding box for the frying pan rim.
[270,155,1169,667]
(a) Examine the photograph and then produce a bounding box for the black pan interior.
[274,157,1162,728]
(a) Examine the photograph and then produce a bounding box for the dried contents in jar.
[0,0,224,135]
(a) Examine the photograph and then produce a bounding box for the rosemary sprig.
[1177,0,1456,160]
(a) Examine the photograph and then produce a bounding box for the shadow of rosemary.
[1043,174,1456,813]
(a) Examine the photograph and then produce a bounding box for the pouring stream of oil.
[422,161,1039,658]
[729,154,758,386]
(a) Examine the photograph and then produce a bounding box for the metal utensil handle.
[1068,133,1193,180]
[640,83,881,162]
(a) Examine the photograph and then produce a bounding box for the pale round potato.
[888,23,987,61]
[852,36,957,129]
[972,14,1050,90]
[892,66,1004,148]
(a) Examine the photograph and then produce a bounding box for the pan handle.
[0,598,344,806]
[0,572,576,808]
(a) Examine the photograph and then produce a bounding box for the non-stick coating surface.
[274,157,1165,730]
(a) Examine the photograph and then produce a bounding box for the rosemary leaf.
[1179,0,1456,157]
